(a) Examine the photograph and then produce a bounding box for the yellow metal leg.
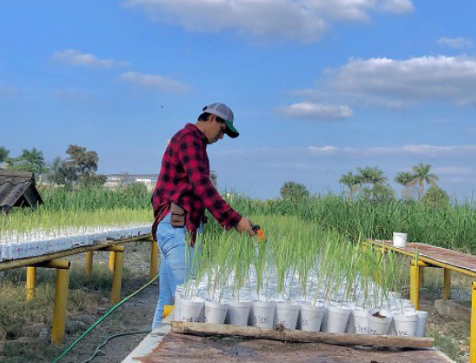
[443,269,451,300]
[471,282,476,363]
[26,267,36,301]
[108,251,115,272]
[150,242,159,280]
[51,267,69,345]
[85,251,93,277]
[410,261,420,310]
[111,248,124,304]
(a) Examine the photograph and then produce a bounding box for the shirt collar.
[186,123,208,143]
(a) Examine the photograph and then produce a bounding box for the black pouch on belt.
[170,202,186,228]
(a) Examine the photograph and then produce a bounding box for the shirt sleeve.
[178,133,242,229]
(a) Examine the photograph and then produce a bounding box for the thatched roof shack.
[0,170,44,213]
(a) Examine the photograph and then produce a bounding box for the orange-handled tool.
[251,224,266,242]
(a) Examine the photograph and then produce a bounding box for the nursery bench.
[122,320,454,363]
[365,239,476,363]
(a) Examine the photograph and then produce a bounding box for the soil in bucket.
[367,308,392,335]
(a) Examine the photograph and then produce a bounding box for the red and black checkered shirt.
[151,123,242,245]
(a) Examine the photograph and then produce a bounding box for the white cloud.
[438,37,473,49]
[119,71,190,93]
[278,102,353,120]
[324,55,476,107]
[307,143,476,157]
[124,0,413,43]
[433,166,474,175]
[51,49,129,67]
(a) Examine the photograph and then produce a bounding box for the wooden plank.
[171,321,434,349]
[373,240,476,275]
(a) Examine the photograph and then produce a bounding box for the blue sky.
[1,0,475,200]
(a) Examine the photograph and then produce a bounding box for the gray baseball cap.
[203,102,239,138]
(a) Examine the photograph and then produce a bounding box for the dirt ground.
[2,241,472,363]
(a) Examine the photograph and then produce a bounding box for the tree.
[339,171,361,201]
[46,156,78,188]
[19,147,45,174]
[394,171,416,200]
[422,184,450,208]
[280,182,310,202]
[412,163,439,199]
[357,166,387,200]
[66,144,99,176]
[0,146,9,164]
[357,166,387,186]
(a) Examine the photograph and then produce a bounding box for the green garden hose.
[80,330,150,363]
[51,272,160,363]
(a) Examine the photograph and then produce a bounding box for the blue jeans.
[151,214,194,330]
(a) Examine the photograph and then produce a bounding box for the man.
[150,102,255,329]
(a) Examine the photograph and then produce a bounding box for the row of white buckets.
[175,298,427,337]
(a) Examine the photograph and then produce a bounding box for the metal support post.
[108,251,115,272]
[46,261,70,345]
[150,241,159,280]
[471,282,476,363]
[85,251,93,277]
[410,260,420,310]
[26,267,36,301]
[443,268,451,300]
[106,246,125,304]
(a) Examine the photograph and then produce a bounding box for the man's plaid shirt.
[151,123,242,244]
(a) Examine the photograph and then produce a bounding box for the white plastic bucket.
[227,301,251,326]
[204,301,228,324]
[275,302,300,330]
[326,304,351,333]
[251,301,276,329]
[352,308,369,334]
[393,313,418,337]
[416,310,428,337]
[367,308,392,335]
[393,232,407,248]
[299,303,326,332]
[177,299,204,323]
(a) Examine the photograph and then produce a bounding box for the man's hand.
[235,217,256,236]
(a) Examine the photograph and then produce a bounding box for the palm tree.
[412,163,439,199]
[20,147,45,173]
[394,171,416,200]
[357,166,387,200]
[339,171,361,201]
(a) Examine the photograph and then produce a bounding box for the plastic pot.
[204,301,228,324]
[275,302,300,330]
[299,302,326,332]
[251,301,276,329]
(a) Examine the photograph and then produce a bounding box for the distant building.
[105,170,218,191]
[105,174,158,192]
[0,170,44,213]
